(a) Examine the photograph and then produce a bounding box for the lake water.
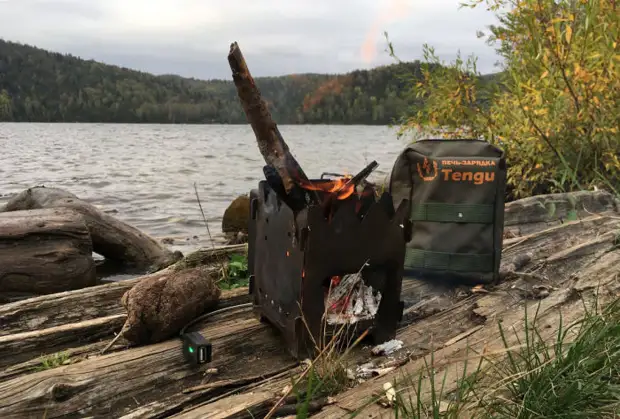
[0,123,409,254]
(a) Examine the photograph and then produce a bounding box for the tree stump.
[0,208,97,294]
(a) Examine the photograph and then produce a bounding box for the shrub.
[390,0,619,200]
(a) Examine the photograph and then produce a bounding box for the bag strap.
[405,248,495,273]
[410,202,495,224]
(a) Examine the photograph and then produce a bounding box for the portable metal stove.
[247,176,410,360]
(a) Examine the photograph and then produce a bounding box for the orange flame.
[361,0,412,64]
[297,176,355,200]
[327,276,349,311]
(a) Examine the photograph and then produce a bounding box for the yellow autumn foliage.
[392,0,619,199]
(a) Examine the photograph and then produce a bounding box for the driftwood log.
[0,208,97,295]
[0,191,617,419]
[0,244,248,371]
[314,225,620,417]
[1,186,181,270]
[228,42,319,210]
[166,214,620,419]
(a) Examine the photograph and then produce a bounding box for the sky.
[0,0,503,80]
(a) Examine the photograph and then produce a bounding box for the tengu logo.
[417,158,438,181]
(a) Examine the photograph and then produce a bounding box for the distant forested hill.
[0,39,493,125]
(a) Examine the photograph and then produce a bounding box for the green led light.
[188,346,194,353]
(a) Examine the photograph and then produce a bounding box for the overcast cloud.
[0,0,503,79]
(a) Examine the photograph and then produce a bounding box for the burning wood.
[227,42,319,207]
[297,161,378,202]
[324,272,383,325]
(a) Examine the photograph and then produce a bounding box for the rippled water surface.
[0,123,408,254]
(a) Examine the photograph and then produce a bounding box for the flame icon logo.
[417,158,438,182]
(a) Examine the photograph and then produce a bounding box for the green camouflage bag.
[388,138,507,285]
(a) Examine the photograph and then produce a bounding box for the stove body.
[247,179,410,359]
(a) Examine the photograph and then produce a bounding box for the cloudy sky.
[0,0,503,80]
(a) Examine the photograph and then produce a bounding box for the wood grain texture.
[1,186,182,269]
[0,207,97,294]
[1,192,617,419]
[227,42,312,195]
[170,213,620,419]
[0,244,247,337]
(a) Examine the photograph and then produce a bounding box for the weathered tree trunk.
[0,243,247,336]
[171,215,620,419]
[0,208,97,295]
[227,42,318,208]
[0,245,249,370]
[1,186,182,270]
[503,189,619,237]
[0,308,296,419]
[0,314,126,369]
[1,212,617,419]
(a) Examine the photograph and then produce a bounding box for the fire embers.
[324,271,383,325]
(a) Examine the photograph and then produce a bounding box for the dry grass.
[360,293,620,419]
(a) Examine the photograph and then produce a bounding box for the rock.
[222,195,250,234]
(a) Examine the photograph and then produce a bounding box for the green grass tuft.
[35,352,70,371]
[352,294,620,418]
[216,253,250,290]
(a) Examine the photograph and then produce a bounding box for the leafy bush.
[390,0,619,200]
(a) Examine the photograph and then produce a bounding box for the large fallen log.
[0,307,297,419]
[1,186,182,270]
[0,288,251,382]
[503,189,619,237]
[0,266,222,370]
[0,208,97,295]
[167,214,620,418]
[314,246,620,418]
[0,245,249,370]
[0,244,247,337]
[2,211,617,419]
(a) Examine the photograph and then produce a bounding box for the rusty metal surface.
[248,180,410,360]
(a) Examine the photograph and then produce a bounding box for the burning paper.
[325,272,382,325]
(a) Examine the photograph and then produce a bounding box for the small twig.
[263,328,370,419]
[193,182,230,281]
[268,397,329,416]
[100,319,129,355]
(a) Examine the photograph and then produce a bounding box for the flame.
[296,175,355,201]
[361,0,412,64]
[327,276,348,311]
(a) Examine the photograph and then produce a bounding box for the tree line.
[0,39,433,125]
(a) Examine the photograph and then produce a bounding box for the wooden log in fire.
[0,208,97,295]
[1,186,182,271]
[227,42,318,207]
